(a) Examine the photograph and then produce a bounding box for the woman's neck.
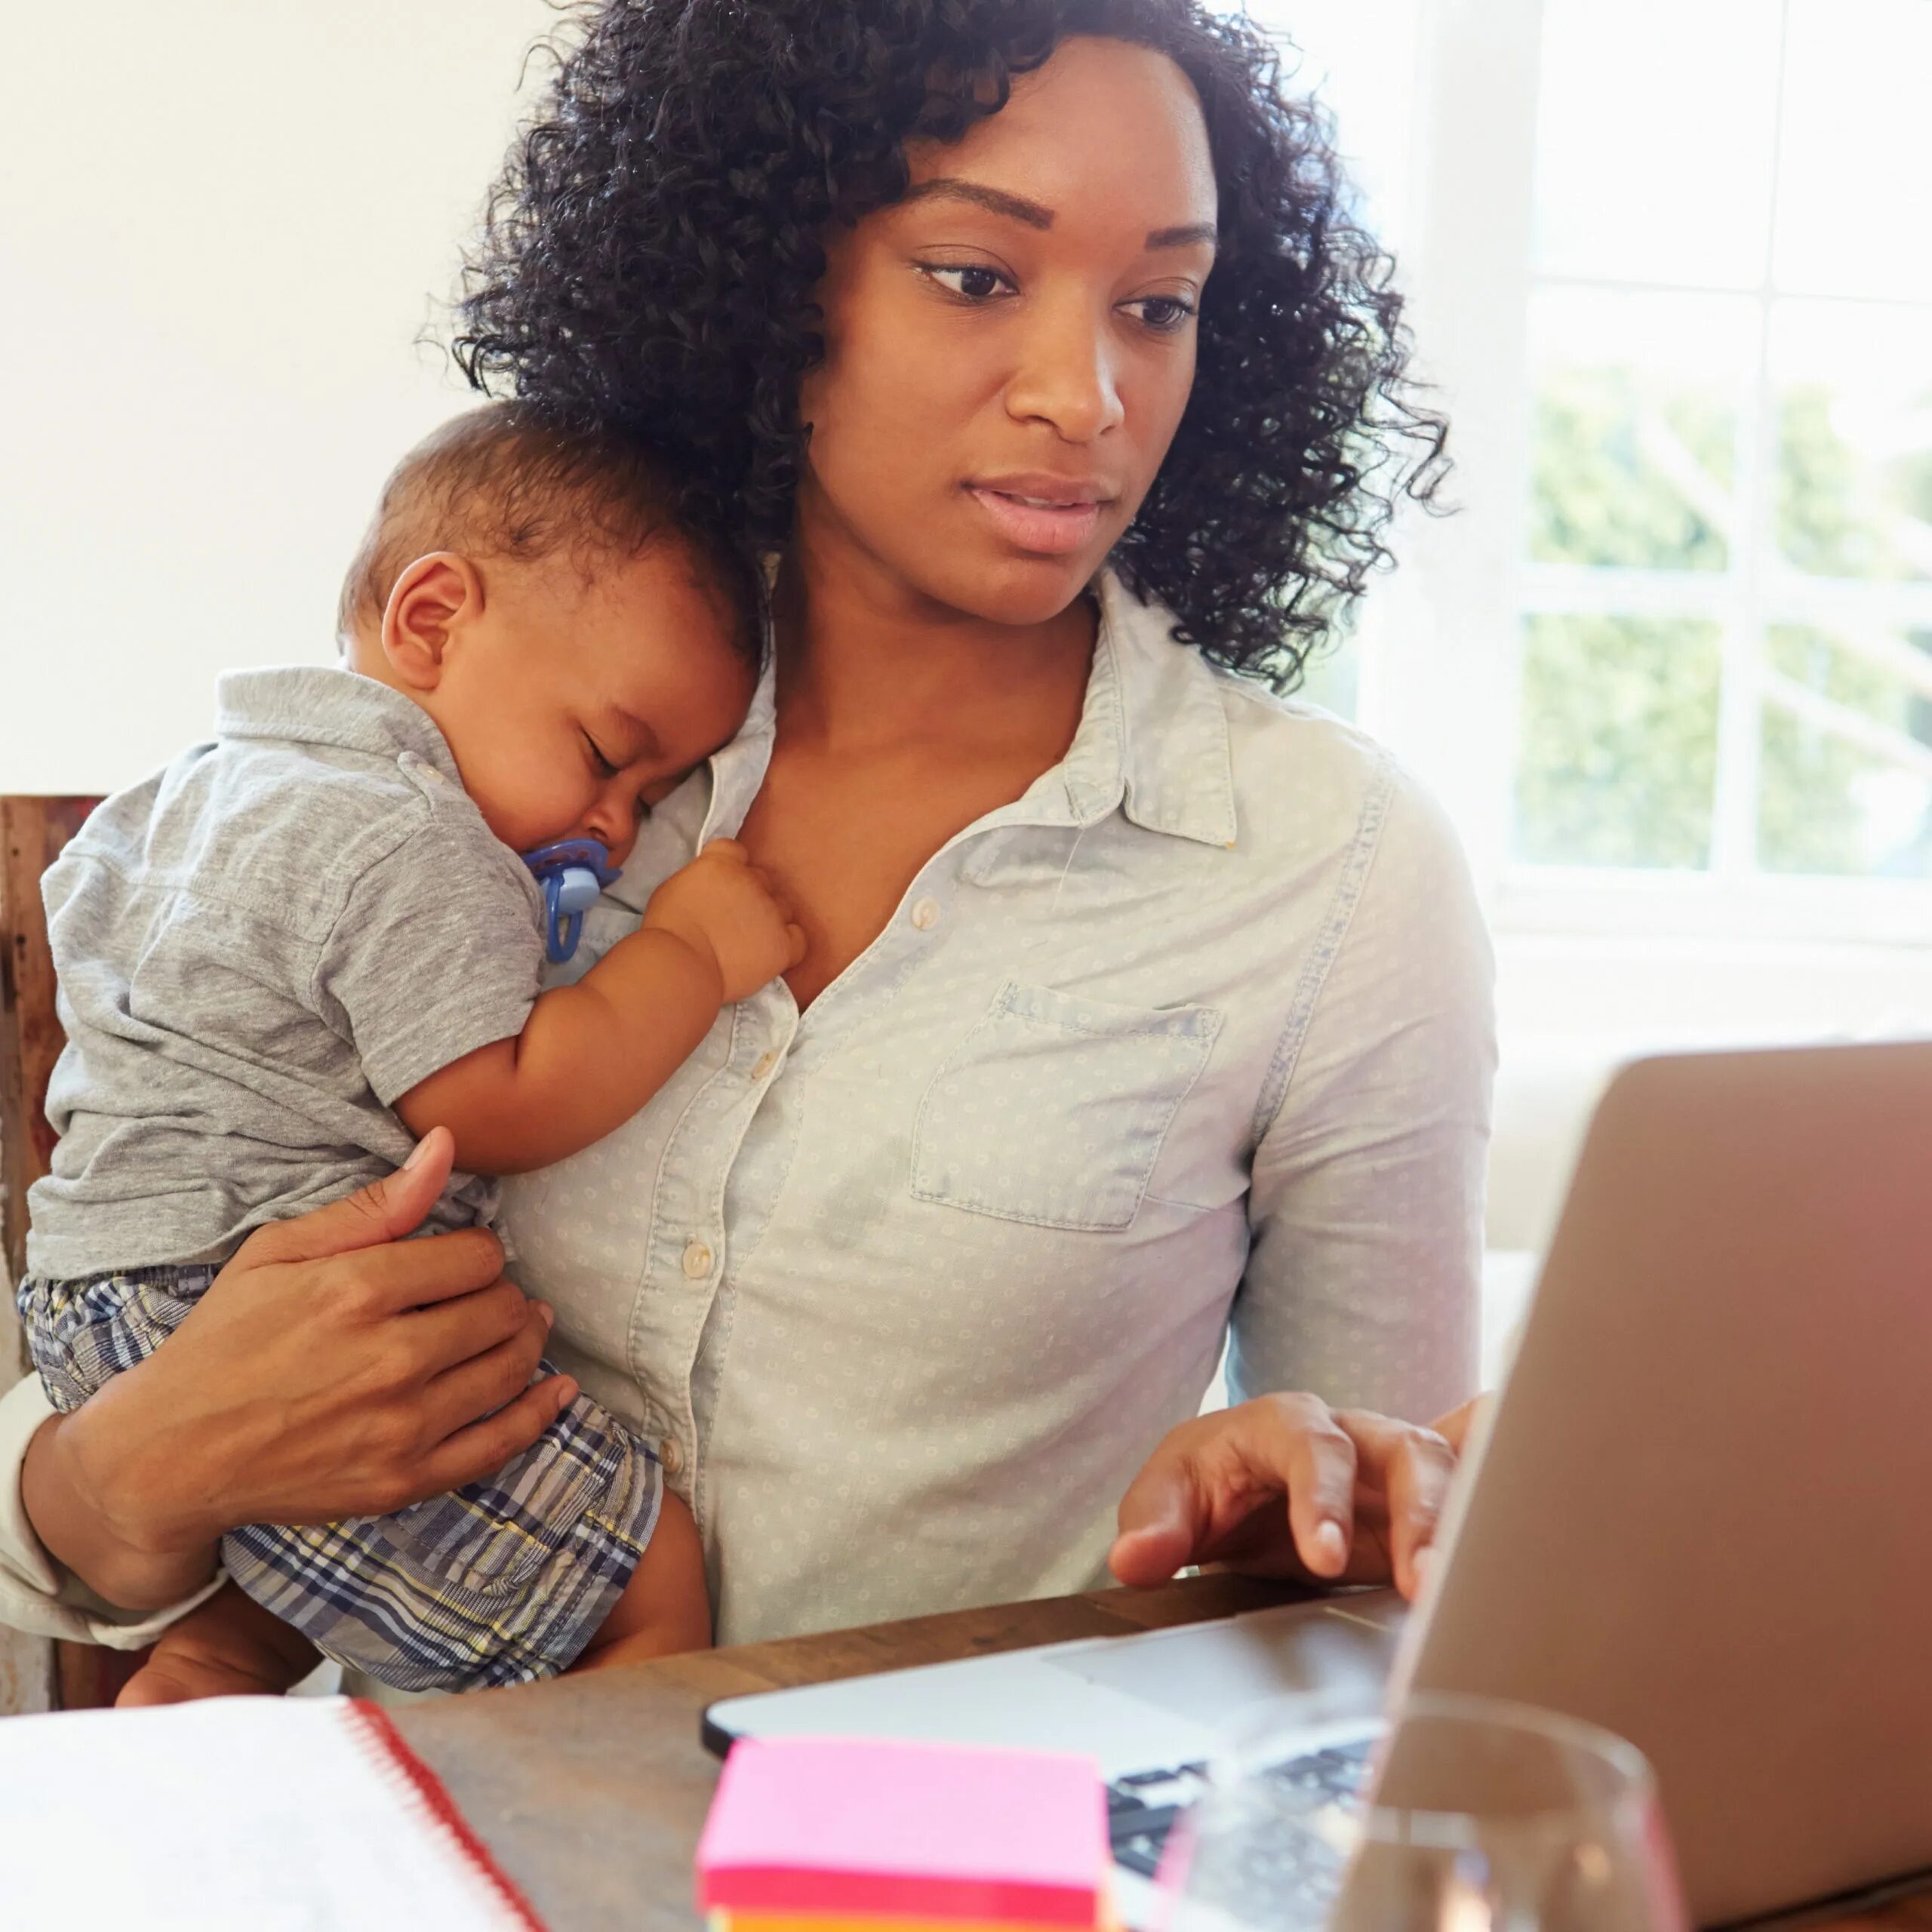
[773,513,1096,763]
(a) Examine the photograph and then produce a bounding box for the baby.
[17,401,799,1704]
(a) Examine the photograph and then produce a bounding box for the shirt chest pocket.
[911,981,1223,1232]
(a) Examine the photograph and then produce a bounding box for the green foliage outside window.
[1527,365,1733,574]
[1758,626,1932,876]
[1516,612,1722,868]
[1516,362,1932,876]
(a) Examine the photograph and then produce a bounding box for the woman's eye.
[921,263,1014,303]
[1127,294,1197,334]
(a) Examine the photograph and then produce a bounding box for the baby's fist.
[643,840,804,1002]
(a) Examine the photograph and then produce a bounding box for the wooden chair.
[0,794,148,1709]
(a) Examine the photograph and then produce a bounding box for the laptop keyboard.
[1105,1737,1374,1881]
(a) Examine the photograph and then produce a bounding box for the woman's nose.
[1004,300,1125,443]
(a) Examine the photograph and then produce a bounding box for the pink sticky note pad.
[696,1737,1109,1924]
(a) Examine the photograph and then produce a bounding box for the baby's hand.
[642,839,804,1002]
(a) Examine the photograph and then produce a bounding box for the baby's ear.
[381,552,482,688]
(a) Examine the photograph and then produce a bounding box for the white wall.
[1487,934,1932,1253]
[1,1,560,796]
[0,0,557,1718]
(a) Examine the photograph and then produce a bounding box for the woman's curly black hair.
[454,0,1447,690]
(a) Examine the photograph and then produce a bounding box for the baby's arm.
[396,841,801,1174]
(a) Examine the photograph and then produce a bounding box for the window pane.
[1758,624,1932,876]
[1772,302,1932,583]
[1515,614,1723,868]
[1775,0,1932,303]
[1527,290,1752,571]
[1533,0,1780,288]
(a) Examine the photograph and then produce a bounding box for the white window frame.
[1358,0,1932,949]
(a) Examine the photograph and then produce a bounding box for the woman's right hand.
[22,1128,576,1610]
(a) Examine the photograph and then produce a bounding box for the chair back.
[0,795,143,1709]
[1,797,97,1295]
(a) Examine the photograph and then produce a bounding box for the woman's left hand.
[1109,1392,1486,1603]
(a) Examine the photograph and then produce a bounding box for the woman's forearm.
[14,1134,563,1617]
[21,1408,220,1611]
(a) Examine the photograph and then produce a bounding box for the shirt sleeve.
[0,1374,224,1647]
[315,809,546,1107]
[1229,768,1497,1426]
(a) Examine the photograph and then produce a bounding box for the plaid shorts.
[17,1264,663,1692]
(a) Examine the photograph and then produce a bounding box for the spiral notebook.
[0,1692,545,1929]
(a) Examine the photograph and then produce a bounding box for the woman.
[2,0,1491,1659]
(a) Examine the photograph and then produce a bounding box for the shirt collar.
[700,646,778,845]
[680,565,1242,854]
[213,666,464,786]
[1057,568,1239,849]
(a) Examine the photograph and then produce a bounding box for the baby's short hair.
[337,401,761,655]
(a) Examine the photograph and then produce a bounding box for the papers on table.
[0,1693,542,1930]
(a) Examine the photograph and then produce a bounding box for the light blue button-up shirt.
[501,571,1495,1646]
[0,572,1496,1654]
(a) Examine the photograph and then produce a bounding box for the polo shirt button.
[659,1436,685,1475]
[752,1049,779,1081]
[909,896,941,931]
[681,1238,714,1279]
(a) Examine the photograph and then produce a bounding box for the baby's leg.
[221,1371,668,1690]
[118,1583,321,1709]
[569,1486,711,1672]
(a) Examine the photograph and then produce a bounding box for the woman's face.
[795,35,1217,629]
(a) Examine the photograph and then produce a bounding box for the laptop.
[704,1044,1932,1927]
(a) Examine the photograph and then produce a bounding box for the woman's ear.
[380,552,485,690]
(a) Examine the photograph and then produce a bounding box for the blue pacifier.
[521,837,623,964]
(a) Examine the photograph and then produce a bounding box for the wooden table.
[393,1573,1932,1932]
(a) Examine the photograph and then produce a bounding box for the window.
[1515,0,1932,932]
[1235,0,1932,944]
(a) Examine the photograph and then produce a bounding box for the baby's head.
[340,402,761,868]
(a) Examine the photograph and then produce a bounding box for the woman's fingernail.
[536,1302,555,1331]
[402,1135,433,1171]
[1412,1544,1438,1591]
[1313,1521,1347,1570]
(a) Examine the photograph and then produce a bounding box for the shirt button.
[909,896,942,931]
[681,1238,714,1279]
[659,1436,685,1476]
[751,1049,779,1081]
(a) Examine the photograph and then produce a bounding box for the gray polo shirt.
[24,667,546,1280]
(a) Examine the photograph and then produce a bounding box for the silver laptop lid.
[1401,1044,1932,1925]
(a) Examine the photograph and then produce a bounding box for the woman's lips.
[965,485,1106,556]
